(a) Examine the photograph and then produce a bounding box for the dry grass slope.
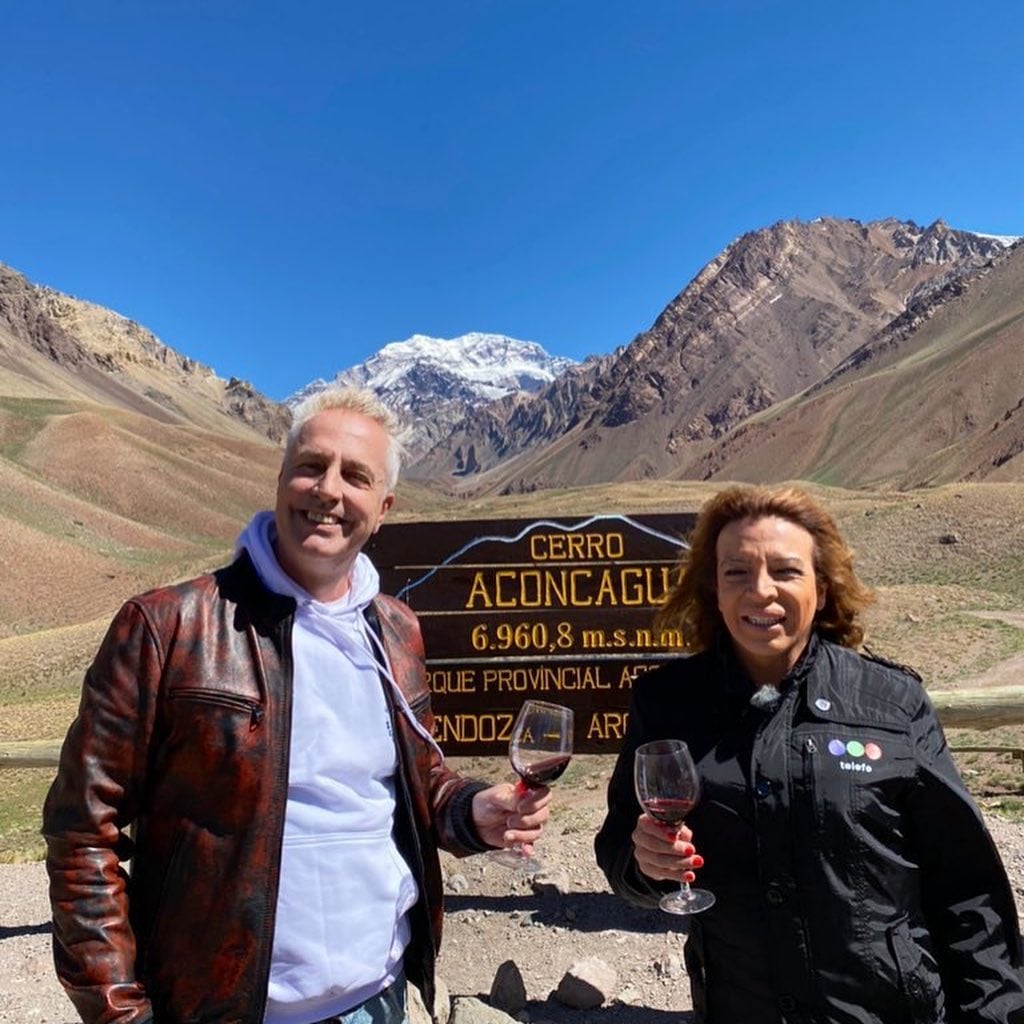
[0,397,280,639]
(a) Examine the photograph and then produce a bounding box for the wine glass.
[490,699,574,871]
[634,738,715,914]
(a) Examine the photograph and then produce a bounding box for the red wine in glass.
[640,796,696,825]
[634,739,715,915]
[512,751,572,789]
[490,700,574,871]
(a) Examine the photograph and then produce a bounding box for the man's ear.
[373,493,395,534]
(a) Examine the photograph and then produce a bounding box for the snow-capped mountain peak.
[352,332,574,399]
[287,331,578,457]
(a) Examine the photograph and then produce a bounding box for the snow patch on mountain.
[970,231,1021,246]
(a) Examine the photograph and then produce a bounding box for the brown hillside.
[0,261,296,640]
[21,409,279,536]
[0,397,281,638]
[687,241,1024,487]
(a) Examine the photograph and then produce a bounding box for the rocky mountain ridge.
[0,262,289,443]
[685,234,1024,488]
[404,218,1017,491]
[3,215,1021,503]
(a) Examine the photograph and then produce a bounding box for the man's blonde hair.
[286,386,405,489]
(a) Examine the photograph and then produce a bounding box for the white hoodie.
[238,512,417,1024]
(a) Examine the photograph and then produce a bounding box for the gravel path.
[1,862,73,1024]
[5,814,1023,1024]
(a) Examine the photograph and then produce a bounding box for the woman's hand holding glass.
[632,815,703,885]
[633,738,714,914]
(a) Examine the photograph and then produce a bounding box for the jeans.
[314,975,408,1024]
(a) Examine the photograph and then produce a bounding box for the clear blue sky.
[2,2,1021,401]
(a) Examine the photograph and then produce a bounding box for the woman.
[595,485,1023,1023]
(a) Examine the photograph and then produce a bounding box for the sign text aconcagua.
[368,513,694,754]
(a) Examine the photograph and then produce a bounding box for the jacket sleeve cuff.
[447,780,494,854]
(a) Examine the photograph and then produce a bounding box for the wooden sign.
[368,513,694,754]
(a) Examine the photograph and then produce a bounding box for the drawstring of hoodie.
[360,615,444,761]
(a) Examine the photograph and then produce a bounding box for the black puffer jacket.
[595,635,1024,1023]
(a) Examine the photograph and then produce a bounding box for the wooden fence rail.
[2,687,1024,770]
[927,686,1024,731]
[0,740,62,769]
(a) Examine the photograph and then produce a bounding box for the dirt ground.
[4,751,1024,1024]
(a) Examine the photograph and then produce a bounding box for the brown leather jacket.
[43,553,489,1024]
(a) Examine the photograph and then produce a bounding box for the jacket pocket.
[167,687,264,729]
[801,735,826,832]
[885,914,945,1023]
[159,688,268,827]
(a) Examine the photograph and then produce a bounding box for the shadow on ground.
[0,920,51,939]
[444,889,687,936]
[455,993,694,1023]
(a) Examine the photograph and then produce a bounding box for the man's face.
[273,407,394,601]
[715,515,825,685]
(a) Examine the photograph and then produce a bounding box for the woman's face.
[715,515,826,685]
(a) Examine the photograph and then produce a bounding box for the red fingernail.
[682,844,695,856]
[691,855,704,868]
[683,871,695,883]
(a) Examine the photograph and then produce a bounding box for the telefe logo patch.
[828,738,883,773]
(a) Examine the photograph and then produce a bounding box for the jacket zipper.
[253,615,293,1024]
[803,736,824,831]
[167,687,264,729]
[389,692,437,1014]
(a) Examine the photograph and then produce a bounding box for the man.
[43,386,551,1024]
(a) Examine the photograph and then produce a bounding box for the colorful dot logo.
[828,738,883,760]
